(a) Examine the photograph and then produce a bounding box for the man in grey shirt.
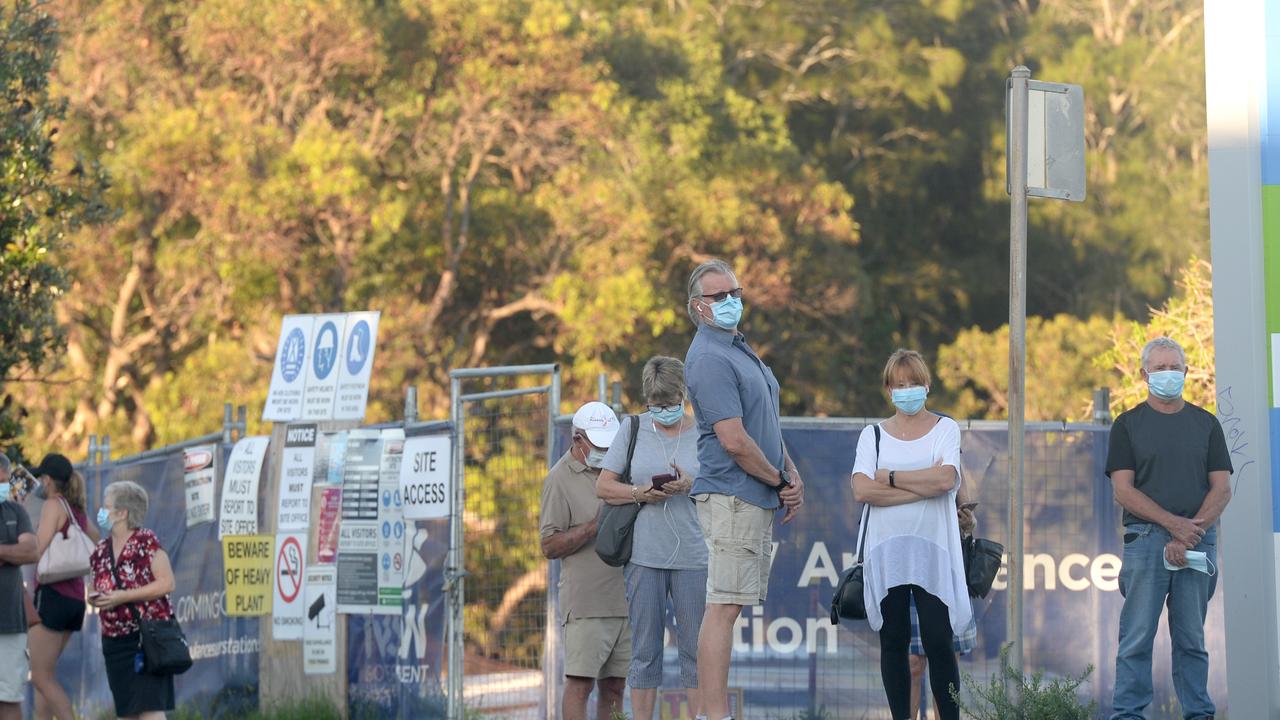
[683,259,804,720]
[0,454,37,720]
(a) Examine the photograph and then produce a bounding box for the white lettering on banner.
[731,606,838,655]
[174,592,226,623]
[399,435,452,520]
[188,636,262,660]
[794,542,1122,593]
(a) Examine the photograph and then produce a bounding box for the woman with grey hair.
[88,481,176,720]
[596,355,707,720]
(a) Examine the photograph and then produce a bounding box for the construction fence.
[33,398,1225,719]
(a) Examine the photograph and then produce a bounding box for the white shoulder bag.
[36,497,95,584]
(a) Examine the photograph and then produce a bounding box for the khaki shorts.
[0,633,28,702]
[695,493,775,605]
[563,616,631,679]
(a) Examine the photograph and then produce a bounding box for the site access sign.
[262,312,381,423]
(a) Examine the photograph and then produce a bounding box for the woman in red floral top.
[88,481,176,719]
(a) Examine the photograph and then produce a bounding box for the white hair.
[106,480,150,529]
[686,259,738,326]
[1140,336,1186,370]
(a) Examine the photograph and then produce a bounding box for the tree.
[0,0,108,451]
[1097,258,1215,414]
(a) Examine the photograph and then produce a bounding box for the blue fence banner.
[550,420,1228,719]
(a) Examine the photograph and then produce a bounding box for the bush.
[952,644,1097,720]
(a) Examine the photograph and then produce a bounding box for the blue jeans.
[1111,522,1217,720]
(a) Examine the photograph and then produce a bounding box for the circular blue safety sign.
[280,328,306,383]
[393,521,404,540]
[382,521,391,538]
[313,321,339,380]
[382,489,391,507]
[382,554,391,571]
[346,320,371,376]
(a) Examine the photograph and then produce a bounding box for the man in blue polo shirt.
[683,259,804,720]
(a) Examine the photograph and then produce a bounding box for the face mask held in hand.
[891,386,928,416]
[1164,549,1215,576]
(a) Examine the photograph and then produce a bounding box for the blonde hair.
[882,349,931,388]
[642,356,686,405]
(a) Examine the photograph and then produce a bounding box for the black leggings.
[879,585,960,720]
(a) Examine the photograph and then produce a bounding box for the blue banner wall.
[54,432,449,719]
[550,420,1229,719]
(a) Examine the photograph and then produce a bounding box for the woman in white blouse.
[851,349,972,720]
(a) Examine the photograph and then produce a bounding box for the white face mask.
[585,447,608,469]
[1164,549,1215,576]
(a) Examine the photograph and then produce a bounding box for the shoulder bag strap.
[855,424,883,563]
[105,537,145,633]
[56,497,74,536]
[619,415,642,485]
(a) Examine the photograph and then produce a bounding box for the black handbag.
[962,534,1004,599]
[831,424,883,624]
[107,539,193,676]
[830,504,871,624]
[594,416,642,567]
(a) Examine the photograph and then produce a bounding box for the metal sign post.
[1005,65,1085,680]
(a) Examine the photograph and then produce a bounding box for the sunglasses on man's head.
[698,287,743,303]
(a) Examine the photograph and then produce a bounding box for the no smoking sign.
[278,536,304,603]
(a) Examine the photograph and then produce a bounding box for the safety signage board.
[376,429,405,610]
[222,535,274,616]
[301,314,347,421]
[400,435,451,520]
[337,430,383,613]
[303,565,336,674]
[272,533,306,640]
[183,444,217,527]
[333,311,380,421]
[277,424,317,530]
[218,436,270,539]
[263,315,315,421]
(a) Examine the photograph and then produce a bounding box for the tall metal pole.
[1007,65,1030,680]
[447,377,464,720]
[544,365,562,720]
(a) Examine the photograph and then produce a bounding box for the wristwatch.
[777,469,793,491]
[889,470,897,488]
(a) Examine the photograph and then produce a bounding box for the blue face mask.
[97,507,114,531]
[1147,370,1185,400]
[891,386,928,416]
[650,405,684,426]
[1164,549,1215,576]
[709,296,743,330]
[0,483,10,501]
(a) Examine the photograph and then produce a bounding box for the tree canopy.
[3,0,1211,455]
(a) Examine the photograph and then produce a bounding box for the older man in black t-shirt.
[1105,337,1232,720]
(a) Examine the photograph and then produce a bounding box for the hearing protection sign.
[222,535,274,616]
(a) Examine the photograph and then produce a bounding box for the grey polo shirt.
[684,323,784,510]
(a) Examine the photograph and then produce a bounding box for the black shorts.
[102,632,175,716]
[34,586,85,632]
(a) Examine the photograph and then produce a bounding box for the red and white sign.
[316,487,342,564]
[272,533,307,640]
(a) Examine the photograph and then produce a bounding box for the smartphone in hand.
[651,473,677,491]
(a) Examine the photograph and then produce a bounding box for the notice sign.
[333,311,380,421]
[223,535,274,616]
[400,435,451,520]
[183,444,217,527]
[301,314,347,421]
[272,533,306,640]
[376,429,405,610]
[277,424,317,530]
[218,436,270,539]
[303,566,337,675]
[337,430,384,614]
[263,315,315,422]
[316,486,342,564]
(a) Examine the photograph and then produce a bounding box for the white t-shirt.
[850,416,972,635]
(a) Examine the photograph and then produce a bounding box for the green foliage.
[1097,258,1216,415]
[953,644,1097,720]
[0,0,108,447]
[3,0,1211,455]
[936,314,1118,421]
